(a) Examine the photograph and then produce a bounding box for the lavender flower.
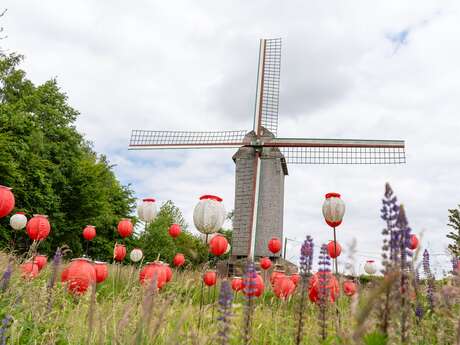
[423,249,435,311]
[0,262,13,292]
[0,314,12,345]
[217,280,233,345]
[318,244,331,341]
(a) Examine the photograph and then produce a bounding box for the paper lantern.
[0,185,15,218]
[114,244,127,262]
[225,243,231,254]
[231,277,243,292]
[139,262,167,289]
[274,277,296,299]
[268,237,282,254]
[409,234,419,250]
[290,273,301,286]
[130,248,143,263]
[270,270,285,286]
[26,214,51,241]
[193,195,226,235]
[203,270,217,287]
[66,258,96,294]
[243,273,264,297]
[322,193,345,228]
[259,257,272,270]
[327,240,342,259]
[117,219,133,238]
[82,225,96,241]
[364,260,377,275]
[34,255,47,271]
[137,198,157,223]
[308,272,339,303]
[343,280,357,297]
[173,253,185,267]
[61,267,69,283]
[209,235,228,256]
[21,262,39,279]
[163,263,173,282]
[168,224,181,238]
[93,261,108,283]
[10,212,27,230]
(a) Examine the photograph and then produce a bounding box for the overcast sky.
[2,1,460,275]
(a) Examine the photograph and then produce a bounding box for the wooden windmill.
[129,38,405,260]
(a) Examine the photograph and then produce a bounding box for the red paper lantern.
[322,193,345,228]
[83,225,96,241]
[93,261,108,284]
[34,255,47,271]
[203,270,217,287]
[114,243,127,262]
[61,267,69,282]
[0,185,15,218]
[163,263,173,282]
[259,257,272,270]
[327,240,342,259]
[268,237,282,254]
[209,235,228,256]
[243,273,264,297]
[270,270,285,286]
[26,214,51,241]
[409,234,419,250]
[117,219,133,238]
[231,277,243,292]
[173,253,185,267]
[290,273,301,286]
[343,280,357,297]
[308,271,339,303]
[66,258,96,295]
[274,277,296,299]
[168,224,181,238]
[139,262,167,289]
[21,262,39,279]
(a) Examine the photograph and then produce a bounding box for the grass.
[0,252,459,345]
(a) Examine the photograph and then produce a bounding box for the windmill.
[128,38,405,260]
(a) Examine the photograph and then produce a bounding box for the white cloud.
[2,0,460,274]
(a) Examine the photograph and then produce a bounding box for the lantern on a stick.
[34,255,47,271]
[168,224,181,238]
[270,269,285,287]
[26,215,51,241]
[327,240,342,259]
[94,261,108,284]
[117,219,133,238]
[364,260,377,275]
[173,253,185,267]
[268,237,282,255]
[83,225,96,241]
[0,185,15,219]
[231,277,243,292]
[130,248,143,263]
[10,212,27,230]
[274,277,295,300]
[139,262,167,289]
[203,270,217,287]
[409,234,419,250]
[137,198,157,223]
[322,193,345,275]
[308,271,339,303]
[343,280,357,297]
[259,257,272,270]
[242,273,264,297]
[209,234,228,256]
[21,262,39,279]
[193,195,226,238]
[163,263,173,283]
[114,244,127,262]
[290,273,300,286]
[66,258,96,295]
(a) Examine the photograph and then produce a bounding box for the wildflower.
[0,262,13,292]
[0,314,12,345]
[242,261,256,345]
[217,280,233,345]
[423,249,435,311]
[317,244,331,341]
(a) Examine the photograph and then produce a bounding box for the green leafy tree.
[0,53,135,260]
[447,205,460,257]
[139,200,209,266]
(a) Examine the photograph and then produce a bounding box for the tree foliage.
[0,53,135,260]
[447,205,460,257]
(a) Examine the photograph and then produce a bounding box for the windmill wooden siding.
[232,144,287,258]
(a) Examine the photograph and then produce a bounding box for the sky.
[2,1,460,275]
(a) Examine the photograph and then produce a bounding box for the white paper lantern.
[322,193,345,228]
[130,248,143,263]
[137,198,157,223]
[364,260,377,275]
[225,243,231,255]
[193,195,226,235]
[10,212,27,230]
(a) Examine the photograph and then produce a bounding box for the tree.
[447,205,460,257]
[0,53,135,260]
[138,200,209,267]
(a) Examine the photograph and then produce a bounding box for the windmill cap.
[199,195,223,202]
[325,192,341,199]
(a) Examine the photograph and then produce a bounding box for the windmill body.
[128,38,406,261]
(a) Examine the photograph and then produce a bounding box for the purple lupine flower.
[47,248,62,290]
[217,280,233,345]
[380,183,400,270]
[0,262,13,292]
[242,261,256,345]
[299,235,314,276]
[318,244,331,341]
[452,257,459,275]
[0,314,12,345]
[413,268,424,321]
[423,249,435,311]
